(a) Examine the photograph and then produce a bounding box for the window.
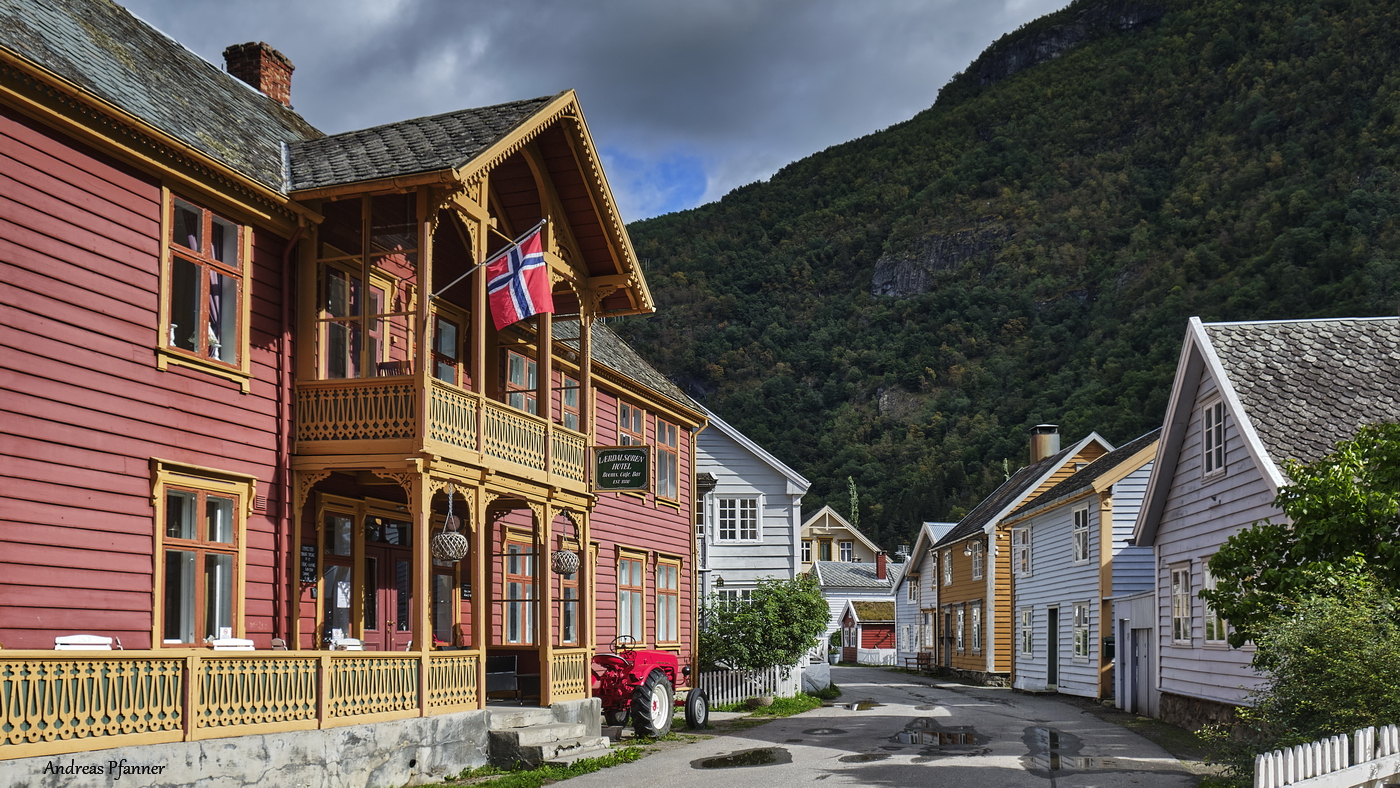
[618,402,645,445]
[716,588,753,608]
[899,625,909,652]
[818,539,833,562]
[943,550,953,585]
[1019,607,1033,655]
[1172,564,1192,643]
[1203,565,1227,645]
[1072,506,1091,563]
[1012,527,1031,576]
[656,419,679,500]
[1073,603,1090,659]
[907,576,919,603]
[716,498,759,542]
[162,196,245,374]
[506,351,538,414]
[971,603,983,652]
[801,540,812,563]
[432,314,462,385]
[618,555,645,640]
[505,541,536,645]
[955,605,966,651]
[154,464,250,646]
[971,541,984,580]
[1203,400,1226,475]
[559,549,579,646]
[322,511,353,642]
[657,560,680,643]
[560,374,580,432]
[839,541,854,561]
[921,612,933,650]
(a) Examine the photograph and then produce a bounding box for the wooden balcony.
[295,378,588,490]
[0,648,593,760]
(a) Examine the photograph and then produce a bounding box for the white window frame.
[907,576,919,603]
[955,605,966,652]
[1072,506,1091,563]
[970,602,983,653]
[801,540,811,563]
[1012,526,1031,576]
[1203,563,1227,645]
[712,496,761,543]
[1203,399,1226,477]
[971,541,984,580]
[899,625,910,653]
[1019,607,1033,656]
[1171,563,1192,644]
[943,550,953,585]
[921,612,933,650]
[839,541,854,562]
[1073,603,1091,660]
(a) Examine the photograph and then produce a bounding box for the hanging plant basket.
[551,550,580,575]
[431,530,469,562]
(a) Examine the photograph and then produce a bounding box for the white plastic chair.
[210,638,255,651]
[54,634,115,650]
[333,638,364,651]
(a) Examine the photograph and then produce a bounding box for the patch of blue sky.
[600,145,708,223]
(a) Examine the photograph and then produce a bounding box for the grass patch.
[714,692,830,717]
[430,746,647,788]
[808,682,841,700]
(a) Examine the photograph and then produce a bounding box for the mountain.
[616,0,1400,549]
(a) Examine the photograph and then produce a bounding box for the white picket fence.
[1255,724,1400,788]
[698,663,803,708]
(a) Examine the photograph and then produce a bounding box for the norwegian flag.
[486,226,554,330]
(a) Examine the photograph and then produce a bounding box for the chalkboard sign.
[593,446,649,492]
[300,544,318,584]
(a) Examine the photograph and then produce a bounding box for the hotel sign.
[593,446,650,492]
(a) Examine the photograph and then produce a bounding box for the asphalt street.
[564,665,1199,788]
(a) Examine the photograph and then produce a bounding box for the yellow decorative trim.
[155,348,253,393]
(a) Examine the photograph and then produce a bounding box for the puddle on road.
[803,728,847,736]
[892,718,986,749]
[694,747,793,769]
[838,752,891,763]
[1021,727,1125,772]
[845,701,883,710]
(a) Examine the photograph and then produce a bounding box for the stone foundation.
[0,709,492,788]
[1159,692,1241,731]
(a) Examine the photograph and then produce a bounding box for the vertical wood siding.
[0,105,289,649]
[1155,368,1271,704]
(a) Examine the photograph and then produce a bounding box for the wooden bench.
[903,651,936,673]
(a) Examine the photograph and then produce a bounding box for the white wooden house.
[1004,430,1158,698]
[894,522,955,667]
[695,407,810,602]
[1133,316,1400,728]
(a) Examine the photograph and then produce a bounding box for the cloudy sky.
[124,0,1072,221]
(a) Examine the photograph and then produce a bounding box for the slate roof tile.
[1012,429,1160,516]
[814,560,904,591]
[934,443,1079,547]
[1204,317,1400,466]
[553,322,698,412]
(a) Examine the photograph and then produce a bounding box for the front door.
[1131,627,1150,713]
[1046,607,1060,687]
[362,515,414,651]
[942,607,953,666]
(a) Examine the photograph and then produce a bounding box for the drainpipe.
[275,224,305,642]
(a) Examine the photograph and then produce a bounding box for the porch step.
[487,708,613,768]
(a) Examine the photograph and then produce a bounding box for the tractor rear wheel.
[630,669,674,738]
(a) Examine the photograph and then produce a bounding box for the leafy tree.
[1203,422,1400,646]
[698,576,830,673]
[1203,566,1400,788]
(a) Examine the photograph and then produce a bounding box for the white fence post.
[698,663,803,708]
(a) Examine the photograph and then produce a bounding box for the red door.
[363,545,413,650]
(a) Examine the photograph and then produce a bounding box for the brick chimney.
[1029,424,1060,463]
[223,42,294,107]
[875,551,887,580]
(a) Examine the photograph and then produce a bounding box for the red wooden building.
[0,0,702,767]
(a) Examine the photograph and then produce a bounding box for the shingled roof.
[288,94,562,192]
[0,0,321,192]
[813,560,904,591]
[1013,429,1161,517]
[1204,317,1400,466]
[553,321,699,413]
[934,442,1080,548]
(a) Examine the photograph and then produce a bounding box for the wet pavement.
[561,665,1199,788]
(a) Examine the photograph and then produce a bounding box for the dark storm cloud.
[124,0,1070,219]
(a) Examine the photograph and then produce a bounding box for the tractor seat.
[592,652,630,669]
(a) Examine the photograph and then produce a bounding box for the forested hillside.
[617,0,1400,549]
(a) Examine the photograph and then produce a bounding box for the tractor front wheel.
[630,669,674,738]
[684,688,709,729]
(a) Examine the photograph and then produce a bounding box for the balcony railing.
[296,378,590,488]
[0,650,481,760]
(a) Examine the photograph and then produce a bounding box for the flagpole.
[431,218,548,300]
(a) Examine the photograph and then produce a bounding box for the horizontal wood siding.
[1155,369,1270,704]
[589,389,693,655]
[1011,503,1101,696]
[1111,464,1155,595]
[696,427,799,584]
[0,105,290,649]
[861,624,894,649]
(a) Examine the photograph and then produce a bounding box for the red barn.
[0,0,703,775]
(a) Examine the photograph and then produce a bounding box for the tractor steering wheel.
[610,634,637,655]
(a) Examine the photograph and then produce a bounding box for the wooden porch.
[0,647,591,759]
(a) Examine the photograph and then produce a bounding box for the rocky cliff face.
[938,0,1165,105]
[871,228,1007,297]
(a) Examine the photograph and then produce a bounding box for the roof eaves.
[698,406,810,492]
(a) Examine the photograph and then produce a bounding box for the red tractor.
[591,635,709,737]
